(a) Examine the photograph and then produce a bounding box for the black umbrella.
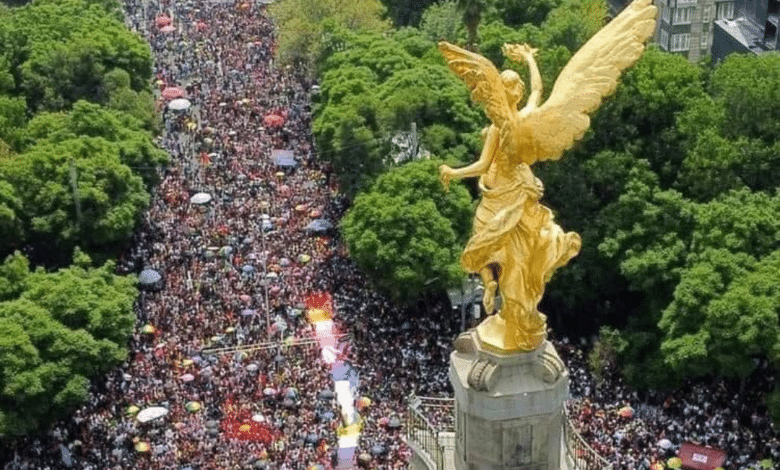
[318,390,335,400]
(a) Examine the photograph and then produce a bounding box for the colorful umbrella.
[295,204,307,212]
[141,324,156,334]
[181,359,194,367]
[185,401,201,412]
[356,396,371,410]
[298,254,311,263]
[650,463,664,470]
[180,373,195,382]
[155,15,171,27]
[160,25,176,33]
[310,209,321,218]
[161,87,184,100]
[135,441,150,452]
[667,457,682,469]
[263,114,284,127]
[618,406,633,418]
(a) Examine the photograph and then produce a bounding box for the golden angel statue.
[439,0,657,353]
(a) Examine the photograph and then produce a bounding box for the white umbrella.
[658,438,673,450]
[168,98,192,111]
[190,192,212,204]
[137,406,169,423]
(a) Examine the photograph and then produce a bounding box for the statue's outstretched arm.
[504,44,543,111]
[440,126,498,191]
[524,52,543,111]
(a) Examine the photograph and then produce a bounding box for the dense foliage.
[341,160,472,301]
[0,250,137,437]
[0,0,157,440]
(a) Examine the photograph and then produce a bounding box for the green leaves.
[0,251,136,437]
[342,160,472,301]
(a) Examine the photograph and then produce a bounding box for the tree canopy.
[341,159,472,301]
[0,250,136,437]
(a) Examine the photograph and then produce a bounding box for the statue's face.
[500,70,525,109]
[505,83,525,109]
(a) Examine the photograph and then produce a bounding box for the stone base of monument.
[449,331,568,470]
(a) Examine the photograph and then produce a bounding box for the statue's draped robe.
[461,166,581,349]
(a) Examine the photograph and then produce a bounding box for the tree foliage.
[341,159,472,301]
[268,0,390,72]
[0,250,136,437]
[0,0,152,113]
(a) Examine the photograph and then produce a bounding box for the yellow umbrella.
[276,171,285,178]
[185,401,201,412]
[135,441,150,452]
[126,405,140,415]
[667,457,682,469]
[141,324,156,334]
[356,396,372,410]
[650,463,664,470]
[239,424,251,432]
[187,121,197,130]
[181,359,194,367]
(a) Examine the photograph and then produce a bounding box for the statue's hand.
[483,280,498,315]
[439,164,454,192]
[503,43,539,63]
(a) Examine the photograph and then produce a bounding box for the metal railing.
[562,406,614,470]
[405,396,611,470]
[406,395,454,470]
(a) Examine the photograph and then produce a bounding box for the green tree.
[0,250,136,437]
[23,100,168,187]
[419,0,462,44]
[456,0,489,48]
[342,159,472,301]
[0,136,149,264]
[269,0,390,73]
[485,0,563,27]
[0,0,152,112]
[380,0,439,27]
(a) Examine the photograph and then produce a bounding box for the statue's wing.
[520,0,657,163]
[438,42,519,136]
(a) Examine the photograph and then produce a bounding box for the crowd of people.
[2,0,779,469]
[558,339,779,470]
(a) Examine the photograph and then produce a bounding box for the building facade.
[711,0,780,61]
[653,0,737,61]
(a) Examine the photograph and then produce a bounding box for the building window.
[673,6,695,24]
[660,29,670,50]
[702,5,713,22]
[663,4,671,22]
[716,2,734,19]
[671,33,691,50]
[678,0,698,5]
[701,31,709,48]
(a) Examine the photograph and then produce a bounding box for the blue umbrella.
[319,411,335,422]
[139,269,162,285]
[242,265,255,273]
[241,309,257,316]
[304,219,332,233]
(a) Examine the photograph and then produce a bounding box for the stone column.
[450,332,568,470]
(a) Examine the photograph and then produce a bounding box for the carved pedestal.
[450,333,568,470]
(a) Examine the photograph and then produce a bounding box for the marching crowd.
[2,0,779,469]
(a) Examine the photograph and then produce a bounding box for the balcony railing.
[406,396,611,470]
